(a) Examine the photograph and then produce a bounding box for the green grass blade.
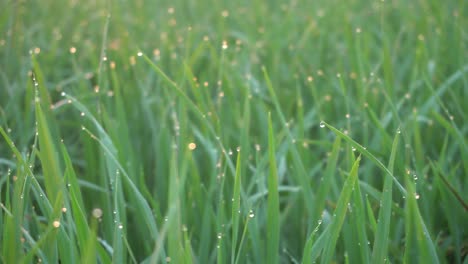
[267,113,280,264]
[322,121,406,195]
[321,156,361,263]
[371,130,399,263]
[231,152,242,263]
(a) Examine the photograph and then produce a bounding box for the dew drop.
[137,51,143,57]
[61,92,66,97]
[92,208,103,218]
[52,220,61,228]
[248,210,255,218]
[118,224,123,229]
[319,121,325,128]
[352,147,356,152]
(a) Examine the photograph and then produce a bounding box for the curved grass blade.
[321,121,406,195]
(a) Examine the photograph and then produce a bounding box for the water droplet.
[248,210,255,218]
[61,92,66,96]
[217,233,222,239]
[188,142,196,150]
[415,193,420,199]
[352,147,356,152]
[137,51,143,57]
[397,128,401,134]
[92,208,103,218]
[118,224,123,229]
[319,121,325,128]
[52,220,61,228]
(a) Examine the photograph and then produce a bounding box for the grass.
[1,0,467,263]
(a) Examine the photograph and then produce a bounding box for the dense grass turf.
[1,0,467,263]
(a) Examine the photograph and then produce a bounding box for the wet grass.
[0,0,467,263]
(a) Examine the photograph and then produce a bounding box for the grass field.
[1,0,467,263]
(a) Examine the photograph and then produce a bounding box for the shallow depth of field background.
[0,0,467,263]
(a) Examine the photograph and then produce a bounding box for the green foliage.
[1,0,467,263]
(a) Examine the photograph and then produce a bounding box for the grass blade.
[371,130,399,263]
[321,156,361,263]
[267,113,280,264]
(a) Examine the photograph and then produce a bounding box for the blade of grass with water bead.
[404,174,440,264]
[321,121,406,196]
[302,216,326,264]
[262,66,315,216]
[266,113,280,264]
[321,156,361,264]
[35,100,68,262]
[347,162,371,264]
[35,99,63,209]
[60,142,92,258]
[231,152,242,264]
[0,128,26,262]
[111,167,125,264]
[371,130,399,263]
[216,175,228,264]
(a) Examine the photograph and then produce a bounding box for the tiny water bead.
[222,40,228,50]
[248,210,255,218]
[319,121,325,128]
[92,208,103,218]
[137,51,143,57]
[118,224,123,229]
[188,142,196,150]
[52,220,61,228]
